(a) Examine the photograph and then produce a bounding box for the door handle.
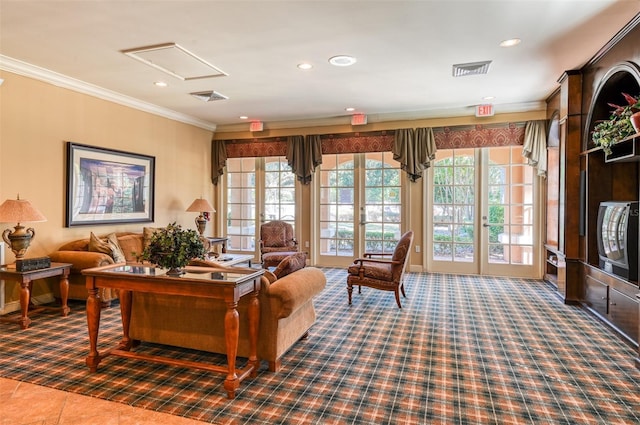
[482,223,490,227]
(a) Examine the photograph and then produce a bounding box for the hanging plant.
[592,92,640,155]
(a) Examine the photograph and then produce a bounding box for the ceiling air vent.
[452,60,492,77]
[190,91,228,102]
[122,43,227,81]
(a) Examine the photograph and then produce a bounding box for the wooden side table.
[205,237,228,253]
[0,262,72,329]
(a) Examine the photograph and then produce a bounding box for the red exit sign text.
[475,104,494,117]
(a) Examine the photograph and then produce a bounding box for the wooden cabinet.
[609,287,639,339]
[583,264,639,345]
[545,19,640,368]
[584,273,608,317]
[545,246,566,294]
[575,63,640,350]
[544,72,582,303]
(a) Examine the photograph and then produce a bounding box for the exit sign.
[475,104,494,117]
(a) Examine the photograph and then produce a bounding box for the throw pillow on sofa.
[88,232,110,255]
[89,232,126,263]
[273,252,307,279]
[263,269,278,283]
[105,233,127,262]
[116,234,143,262]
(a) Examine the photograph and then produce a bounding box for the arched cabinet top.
[584,61,640,151]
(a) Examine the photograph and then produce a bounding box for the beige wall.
[0,71,213,306]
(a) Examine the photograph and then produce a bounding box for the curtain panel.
[210,139,227,185]
[392,127,436,182]
[522,120,548,177]
[286,135,323,184]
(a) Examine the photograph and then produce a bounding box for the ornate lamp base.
[195,215,207,237]
[2,224,35,260]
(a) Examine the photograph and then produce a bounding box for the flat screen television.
[597,201,639,281]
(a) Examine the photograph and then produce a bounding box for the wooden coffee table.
[83,264,264,399]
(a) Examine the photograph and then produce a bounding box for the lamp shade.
[186,198,215,213]
[0,198,47,223]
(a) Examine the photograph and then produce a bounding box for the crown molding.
[0,55,217,132]
[214,101,545,134]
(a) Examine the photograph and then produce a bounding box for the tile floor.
[0,377,206,425]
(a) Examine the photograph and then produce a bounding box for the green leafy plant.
[141,222,205,274]
[592,92,640,155]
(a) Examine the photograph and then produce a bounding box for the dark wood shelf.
[605,132,640,163]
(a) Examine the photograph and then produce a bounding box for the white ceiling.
[1,1,639,132]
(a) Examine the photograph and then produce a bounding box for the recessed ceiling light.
[500,38,521,47]
[345,107,356,112]
[329,55,357,67]
[297,62,313,70]
[154,81,167,87]
[482,96,495,100]
[239,116,248,120]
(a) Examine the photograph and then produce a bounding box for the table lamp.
[0,195,47,261]
[186,197,215,238]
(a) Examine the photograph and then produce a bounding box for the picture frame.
[65,142,155,226]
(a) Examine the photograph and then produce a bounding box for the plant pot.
[631,111,640,134]
[166,267,185,276]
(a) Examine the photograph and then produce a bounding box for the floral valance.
[224,137,288,157]
[319,131,394,153]
[212,122,527,185]
[434,123,525,149]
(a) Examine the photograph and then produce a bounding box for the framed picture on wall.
[65,142,155,226]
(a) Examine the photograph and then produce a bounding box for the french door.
[225,157,296,258]
[428,146,539,278]
[315,152,403,267]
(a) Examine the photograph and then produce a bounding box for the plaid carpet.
[1,269,639,424]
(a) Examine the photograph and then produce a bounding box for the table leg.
[18,279,32,330]
[86,281,102,372]
[118,289,133,351]
[247,288,260,378]
[223,300,240,399]
[59,271,70,316]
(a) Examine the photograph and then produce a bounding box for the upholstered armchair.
[259,220,300,269]
[346,230,414,308]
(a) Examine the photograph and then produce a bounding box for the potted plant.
[592,92,640,155]
[141,222,205,276]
